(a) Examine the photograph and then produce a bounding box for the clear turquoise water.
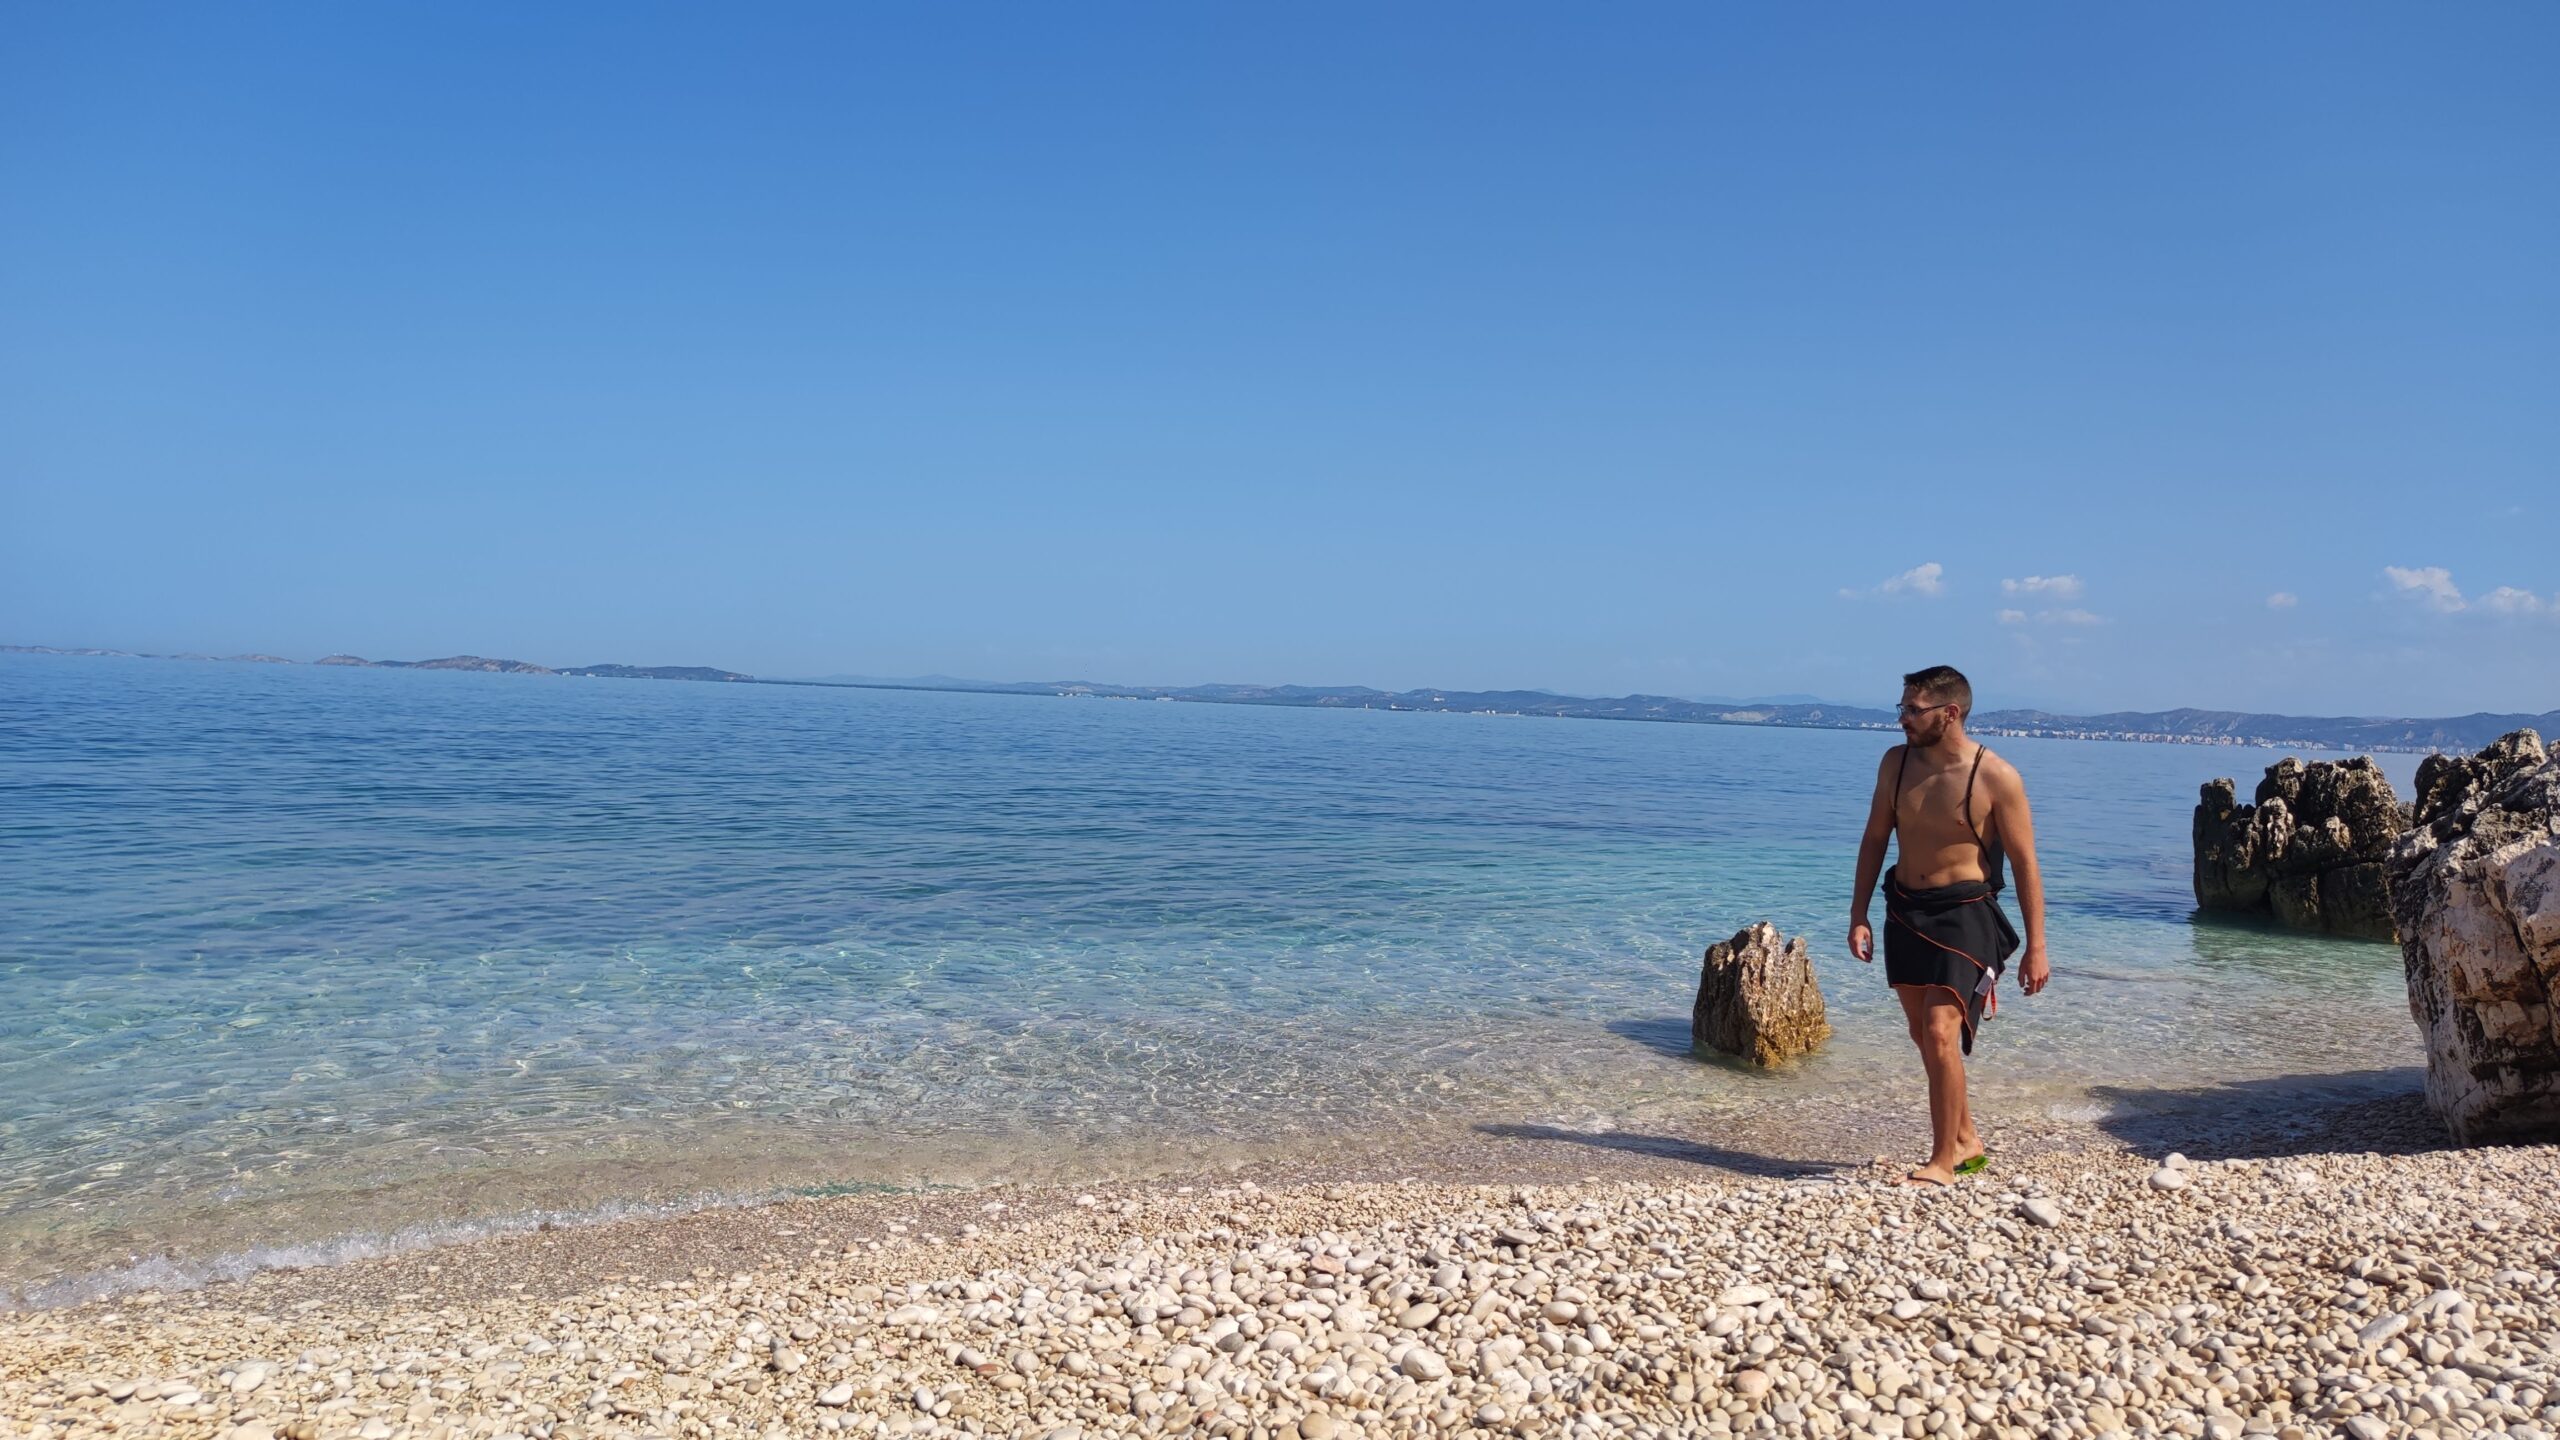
[0,654,2417,1301]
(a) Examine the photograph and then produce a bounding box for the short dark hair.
[1902,665,1973,718]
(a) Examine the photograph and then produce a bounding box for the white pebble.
[2359,1313,2409,1347]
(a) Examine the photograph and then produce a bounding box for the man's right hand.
[1848,920,1874,963]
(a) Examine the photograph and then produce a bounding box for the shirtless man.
[1848,665,2050,1186]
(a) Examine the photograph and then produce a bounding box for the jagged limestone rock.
[1691,922,1830,1066]
[2194,777,2272,911]
[2388,730,2560,1144]
[2193,755,2403,940]
[2412,728,2548,828]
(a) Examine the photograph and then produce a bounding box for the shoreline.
[3,1069,2430,1316]
[13,1078,2551,1440]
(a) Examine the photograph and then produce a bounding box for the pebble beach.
[9,1092,2558,1440]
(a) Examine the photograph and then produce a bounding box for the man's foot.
[1897,1164,1958,1187]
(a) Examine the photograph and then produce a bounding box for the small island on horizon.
[7,641,2551,754]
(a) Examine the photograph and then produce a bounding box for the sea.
[0,653,2421,1305]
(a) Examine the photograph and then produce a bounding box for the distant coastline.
[5,645,750,684]
[8,642,2549,753]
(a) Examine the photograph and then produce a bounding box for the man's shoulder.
[1979,745,2028,791]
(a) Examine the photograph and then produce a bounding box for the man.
[1848,665,2050,1186]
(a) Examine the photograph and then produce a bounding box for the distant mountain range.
[313,654,752,681]
[4,645,750,684]
[797,674,1847,708]
[8,645,2548,752]
[772,677,2551,752]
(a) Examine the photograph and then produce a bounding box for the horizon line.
[8,642,2554,750]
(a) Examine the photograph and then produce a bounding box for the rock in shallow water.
[1691,921,1830,1066]
[2194,755,2403,940]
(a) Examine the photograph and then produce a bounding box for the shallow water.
[0,655,2417,1301]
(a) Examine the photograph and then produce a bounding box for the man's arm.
[1990,759,2051,994]
[1848,747,1899,962]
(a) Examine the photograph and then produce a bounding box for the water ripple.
[0,655,2420,1290]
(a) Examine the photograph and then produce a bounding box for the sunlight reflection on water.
[0,655,2420,1293]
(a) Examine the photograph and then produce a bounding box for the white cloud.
[1996,608,2028,625]
[2266,592,2299,609]
[1999,606,2104,627]
[2001,574,2084,601]
[1879,562,1944,598]
[2378,567,2559,621]
[2383,565,2466,613]
[1842,562,1944,601]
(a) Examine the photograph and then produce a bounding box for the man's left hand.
[2020,944,2051,995]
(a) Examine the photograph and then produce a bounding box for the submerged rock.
[2387,729,2560,1144]
[2193,755,2404,940]
[1691,922,1830,1065]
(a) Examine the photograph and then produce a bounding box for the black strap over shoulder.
[1962,744,1986,845]
[1967,745,2008,892]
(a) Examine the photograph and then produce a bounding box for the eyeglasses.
[1896,702,1953,718]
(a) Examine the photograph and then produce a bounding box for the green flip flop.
[1954,1153,1991,1177]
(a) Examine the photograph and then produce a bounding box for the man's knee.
[1917,998,1967,1052]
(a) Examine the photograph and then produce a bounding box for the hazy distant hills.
[780,675,2557,752]
[9,645,2549,751]
[564,663,755,682]
[315,654,754,681]
[6,646,751,683]
[316,653,555,673]
[1967,706,2560,752]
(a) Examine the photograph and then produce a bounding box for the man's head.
[1899,665,1972,748]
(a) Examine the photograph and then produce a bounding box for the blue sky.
[4,4,2554,716]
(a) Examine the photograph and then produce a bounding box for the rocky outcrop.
[2193,755,2405,940]
[1691,922,1829,1065]
[2388,730,2560,1144]
[2410,728,2549,829]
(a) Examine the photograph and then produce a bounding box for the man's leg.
[1894,987,1982,1185]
